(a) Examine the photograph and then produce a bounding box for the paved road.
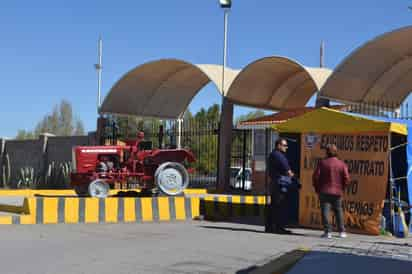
[0,221,410,274]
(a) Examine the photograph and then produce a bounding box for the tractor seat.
[138,141,153,151]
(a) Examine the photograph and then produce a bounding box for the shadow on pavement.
[199,225,265,234]
[237,250,412,274]
[236,249,308,274]
[33,191,169,198]
[368,241,411,247]
[199,225,307,237]
[287,251,412,274]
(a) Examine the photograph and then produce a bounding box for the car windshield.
[230,168,240,178]
[244,170,251,180]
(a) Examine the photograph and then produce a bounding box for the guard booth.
[236,107,337,224]
[236,107,333,194]
[272,107,410,235]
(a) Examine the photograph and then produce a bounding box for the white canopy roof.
[226,56,332,110]
[100,57,332,118]
[320,26,412,107]
[100,59,239,119]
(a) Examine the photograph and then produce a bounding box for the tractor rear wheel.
[88,180,110,198]
[154,162,189,196]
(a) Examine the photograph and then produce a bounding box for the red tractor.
[70,131,195,198]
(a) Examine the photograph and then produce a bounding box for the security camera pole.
[217,0,234,192]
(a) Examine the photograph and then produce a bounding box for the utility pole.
[95,36,105,145]
[320,40,325,68]
[315,40,330,107]
[94,36,103,113]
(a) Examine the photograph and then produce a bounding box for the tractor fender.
[150,149,196,165]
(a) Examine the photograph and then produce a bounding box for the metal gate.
[230,129,253,191]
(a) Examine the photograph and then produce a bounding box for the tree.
[16,129,35,140]
[15,100,86,139]
[73,119,85,135]
[59,100,74,136]
[234,110,266,125]
[112,116,163,141]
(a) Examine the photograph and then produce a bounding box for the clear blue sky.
[1,0,411,137]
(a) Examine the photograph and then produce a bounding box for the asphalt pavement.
[0,221,410,274]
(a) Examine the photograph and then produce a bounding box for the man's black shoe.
[274,228,293,235]
[265,227,275,233]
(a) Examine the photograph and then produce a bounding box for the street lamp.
[220,0,231,9]
[216,0,232,192]
[219,0,231,98]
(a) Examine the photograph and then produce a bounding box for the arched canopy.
[100,59,239,119]
[226,56,332,110]
[320,26,412,107]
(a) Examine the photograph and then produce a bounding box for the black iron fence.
[143,120,220,189]
[230,129,253,191]
[102,117,255,190]
[345,101,412,120]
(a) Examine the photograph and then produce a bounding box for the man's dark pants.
[265,182,288,231]
[319,193,345,233]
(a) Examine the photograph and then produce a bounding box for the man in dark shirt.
[313,144,350,238]
[266,138,294,234]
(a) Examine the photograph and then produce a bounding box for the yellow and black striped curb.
[200,195,266,220]
[0,195,267,225]
[0,197,200,225]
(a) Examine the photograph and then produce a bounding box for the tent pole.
[388,134,395,234]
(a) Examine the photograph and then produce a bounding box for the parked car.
[229,167,252,191]
[189,173,217,188]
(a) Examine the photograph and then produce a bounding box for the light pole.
[220,0,231,99]
[217,0,233,192]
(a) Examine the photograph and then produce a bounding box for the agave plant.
[44,161,72,189]
[17,167,41,189]
[1,154,11,189]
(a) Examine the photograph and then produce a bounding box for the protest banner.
[299,132,389,235]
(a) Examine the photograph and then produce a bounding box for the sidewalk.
[240,228,412,274]
[289,242,412,274]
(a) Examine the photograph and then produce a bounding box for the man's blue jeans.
[319,193,345,233]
